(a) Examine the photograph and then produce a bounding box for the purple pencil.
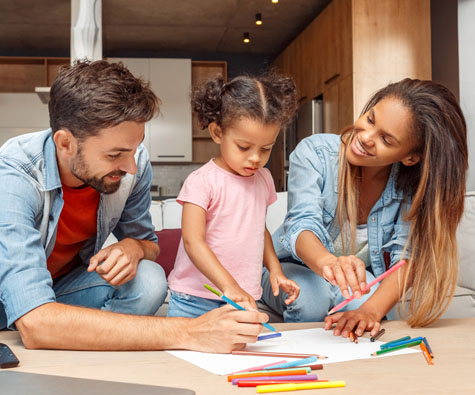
[232,374,318,385]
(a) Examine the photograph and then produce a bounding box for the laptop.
[0,371,195,395]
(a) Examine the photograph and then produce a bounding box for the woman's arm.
[181,202,257,309]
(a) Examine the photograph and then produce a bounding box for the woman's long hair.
[337,78,468,327]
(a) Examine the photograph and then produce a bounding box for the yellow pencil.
[256,380,346,393]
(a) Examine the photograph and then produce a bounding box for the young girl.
[167,74,300,318]
[261,78,468,337]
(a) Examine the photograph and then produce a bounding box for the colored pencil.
[381,336,411,348]
[263,356,317,370]
[349,330,358,343]
[328,260,407,314]
[237,380,328,387]
[232,360,288,374]
[232,375,319,385]
[370,328,386,342]
[228,368,310,382]
[298,364,324,370]
[372,340,421,356]
[231,350,328,359]
[420,342,434,365]
[204,284,277,332]
[256,380,346,393]
[258,332,282,341]
[381,337,423,349]
[422,337,434,358]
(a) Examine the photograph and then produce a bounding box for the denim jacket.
[272,133,410,278]
[0,129,157,327]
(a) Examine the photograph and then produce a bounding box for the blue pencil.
[381,337,424,349]
[263,356,318,370]
[204,284,277,332]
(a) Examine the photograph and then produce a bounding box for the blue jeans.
[167,290,226,318]
[261,262,379,322]
[0,259,168,329]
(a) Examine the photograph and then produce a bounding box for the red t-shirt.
[47,184,100,278]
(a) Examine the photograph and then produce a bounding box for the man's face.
[69,121,145,194]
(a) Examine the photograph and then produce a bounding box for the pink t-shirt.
[167,159,277,300]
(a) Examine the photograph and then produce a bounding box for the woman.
[261,78,468,338]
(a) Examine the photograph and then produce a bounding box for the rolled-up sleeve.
[282,139,336,261]
[0,162,56,328]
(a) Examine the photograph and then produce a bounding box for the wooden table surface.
[1,318,475,394]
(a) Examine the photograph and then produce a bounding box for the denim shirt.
[272,133,410,278]
[0,129,157,327]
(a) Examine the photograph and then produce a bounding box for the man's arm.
[15,302,267,353]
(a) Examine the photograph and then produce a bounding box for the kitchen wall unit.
[270,0,431,191]
[109,57,192,162]
[191,61,227,163]
[0,57,69,93]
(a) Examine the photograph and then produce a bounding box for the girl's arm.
[263,228,300,304]
[181,202,257,309]
[296,230,367,300]
[324,266,406,337]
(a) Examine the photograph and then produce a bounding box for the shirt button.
[372,250,378,254]
[287,217,292,221]
[371,217,376,222]
[280,237,284,242]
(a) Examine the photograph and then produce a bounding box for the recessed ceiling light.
[272,0,279,4]
[243,32,250,43]
[256,13,263,25]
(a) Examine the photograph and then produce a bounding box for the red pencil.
[328,260,407,315]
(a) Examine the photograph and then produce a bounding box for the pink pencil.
[232,360,287,374]
[328,260,407,315]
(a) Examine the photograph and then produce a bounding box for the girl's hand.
[223,286,258,311]
[323,305,382,338]
[269,269,300,305]
[320,255,367,300]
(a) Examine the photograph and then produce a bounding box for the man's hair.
[49,60,160,139]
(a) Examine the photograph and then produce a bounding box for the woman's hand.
[319,254,368,300]
[324,304,383,338]
[269,269,300,305]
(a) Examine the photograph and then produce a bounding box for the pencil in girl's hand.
[204,284,277,332]
[328,260,407,315]
[349,330,358,343]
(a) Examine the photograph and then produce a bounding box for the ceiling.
[0,0,331,59]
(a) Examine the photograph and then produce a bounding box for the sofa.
[128,192,475,321]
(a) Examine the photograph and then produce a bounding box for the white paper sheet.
[167,328,420,375]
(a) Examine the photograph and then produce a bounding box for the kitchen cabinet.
[191,61,227,163]
[0,57,69,93]
[269,0,431,191]
[108,57,192,162]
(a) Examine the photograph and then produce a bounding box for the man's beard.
[70,150,126,194]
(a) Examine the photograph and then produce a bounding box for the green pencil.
[371,340,422,356]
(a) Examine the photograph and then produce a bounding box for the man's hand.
[268,268,300,305]
[88,238,145,286]
[187,305,268,353]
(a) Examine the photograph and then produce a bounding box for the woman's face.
[346,97,420,169]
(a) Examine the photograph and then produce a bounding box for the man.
[0,60,267,352]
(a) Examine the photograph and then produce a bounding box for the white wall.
[458,0,475,191]
[0,93,50,146]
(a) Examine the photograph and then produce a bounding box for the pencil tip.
[328,309,334,315]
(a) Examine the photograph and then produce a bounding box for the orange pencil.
[420,342,434,365]
[349,331,358,343]
[228,368,310,382]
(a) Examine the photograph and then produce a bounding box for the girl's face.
[209,118,280,177]
[347,97,420,169]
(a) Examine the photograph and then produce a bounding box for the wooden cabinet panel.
[191,61,227,163]
[0,57,69,93]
